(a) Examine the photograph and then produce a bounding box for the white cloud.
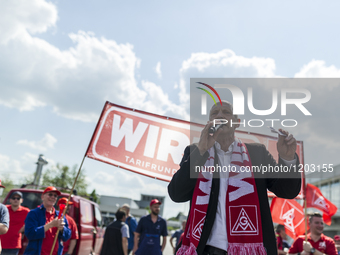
[0,153,54,183]
[0,0,57,44]
[141,80,189,120]
[0,0,285,124]
[278,75,340,166]
[0,0,188,122]
[295,123,340,150]
[17,133,57,151]
[295,60,340,77]
[89,168,165,200]
[21,152,55,172]
[0,154,22,177]
[155,61,162,79]
[180,49,276,75]
[177,49,278,110]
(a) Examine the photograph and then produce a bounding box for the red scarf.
[177,139,266,255]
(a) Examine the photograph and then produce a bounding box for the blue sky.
[1,0,340,218]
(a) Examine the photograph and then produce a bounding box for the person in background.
[276,224,290,255]
[288,212,337,255]
[24,186,71,255]
[1,191,30,255]
[57,198,79,255]
[100,209,129,255]
[170,220,186,254]
[334,235,340,255]
[133,199,168,255]
[122,204,138,255]
[0,180,9,254]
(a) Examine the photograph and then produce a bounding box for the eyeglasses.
[11,197,21,200]
[47,193,58,198]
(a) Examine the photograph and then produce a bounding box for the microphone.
[209,124,224,134]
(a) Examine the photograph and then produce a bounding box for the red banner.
[86,102,304,190]
[270,197,305,239]
[306,183,338,225]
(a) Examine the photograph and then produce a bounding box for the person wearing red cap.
[24,186,71,255]
[57,198,79,255]
[1,191,30,255]
[133,199,168,255]
[0,180,9,254]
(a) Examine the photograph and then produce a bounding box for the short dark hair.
[308,212,322,224]
[209,100,238,120]
[116,209,126,221]
[276,224,285,233]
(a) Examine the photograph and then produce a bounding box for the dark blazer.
[168,143,301,255]
[100,220,126,255]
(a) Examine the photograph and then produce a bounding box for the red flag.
[58,204,65,219]
[270,197,305,239]
[306,183,337,225]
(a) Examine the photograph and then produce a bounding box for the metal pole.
[49,155,86,255]
[33,154,48,188]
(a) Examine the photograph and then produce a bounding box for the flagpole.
[303,177,308,242]
[48,102,109,255]
[304,196,308,241]
[49,155,86,255]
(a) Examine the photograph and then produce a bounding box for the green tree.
[167,217,178,221]
[89,189,99,203]
[21,173,35,187]
[0,175,15,200]
[42,164,88,196]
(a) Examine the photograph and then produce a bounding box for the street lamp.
[32,154,48,188]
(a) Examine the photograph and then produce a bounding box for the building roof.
[306,163,340,185]
[100,195,139,209]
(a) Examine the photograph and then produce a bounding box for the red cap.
[57,197,73,206]
[150,199,161,207]
[334,235,340,241]
[0,179,5,188]
[43,186,61,196]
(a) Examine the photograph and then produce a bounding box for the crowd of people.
[1,100,340,255]
[276,213,340,255]
[101,198,170,255]
[0,185,77,255]
[167,100,340,255]
[0,180,178,255]
[0,185,177,255]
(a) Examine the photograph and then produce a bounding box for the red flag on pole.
[270,197,305,239]
[305,183,337,225]
[58,204,65,219]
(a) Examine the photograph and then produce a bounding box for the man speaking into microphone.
[168,100,301,255]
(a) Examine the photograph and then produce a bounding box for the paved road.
[130,235,177,255]
[163,235,175,255]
